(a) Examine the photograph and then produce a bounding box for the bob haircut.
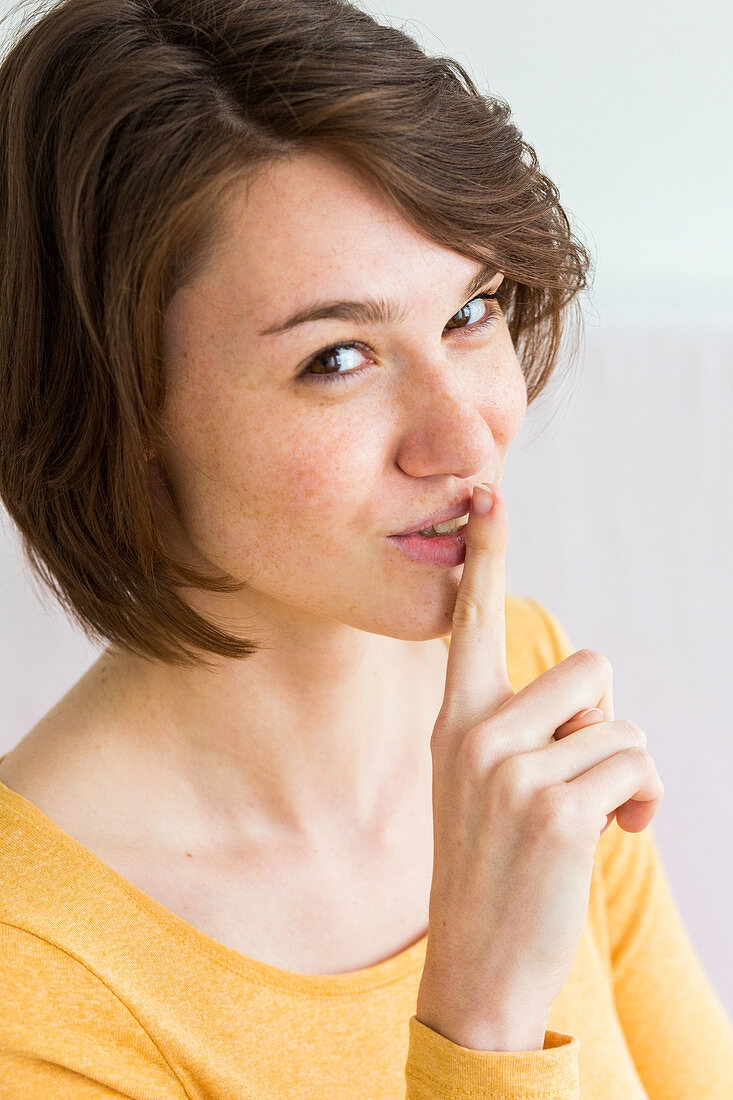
[0,0,592,670]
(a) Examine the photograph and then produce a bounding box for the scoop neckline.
[0,634,451,995]
[0,763,432,994]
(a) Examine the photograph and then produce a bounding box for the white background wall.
[1,0,732,1019]
[363,0,732,330]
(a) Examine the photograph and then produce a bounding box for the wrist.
[415,1005,548,1052]
[416,975,549,1052]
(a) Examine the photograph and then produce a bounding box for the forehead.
[175,149,473,322]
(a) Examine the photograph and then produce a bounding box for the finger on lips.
[439,482,513,737]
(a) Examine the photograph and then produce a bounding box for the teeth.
[417,514,469,536]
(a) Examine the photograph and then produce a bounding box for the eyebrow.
[257,262,500,337]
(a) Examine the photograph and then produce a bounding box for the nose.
[393,361,497,481]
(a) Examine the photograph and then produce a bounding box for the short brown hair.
[0,0,592,669]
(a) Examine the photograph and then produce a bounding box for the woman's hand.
[415,482,665,1052]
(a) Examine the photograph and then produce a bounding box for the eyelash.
[298,292,501,386]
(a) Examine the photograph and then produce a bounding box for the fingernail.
[577,708,603,720]
[471,483,494,516]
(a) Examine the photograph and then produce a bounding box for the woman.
[1,0,732,1096]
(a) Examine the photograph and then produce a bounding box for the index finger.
[437,482,513,737]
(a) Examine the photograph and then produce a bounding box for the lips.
[391,497,472,537]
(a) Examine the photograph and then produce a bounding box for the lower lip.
[386,530,467,566]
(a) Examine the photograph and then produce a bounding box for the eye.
[298,292,501,385]
[444,293,499,332]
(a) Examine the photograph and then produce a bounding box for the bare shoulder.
[0,654,138,845]
[0,720,105,839]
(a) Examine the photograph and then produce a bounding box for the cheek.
[191,401,365,550]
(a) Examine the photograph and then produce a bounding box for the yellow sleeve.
[404,1018,580,1098]
[0,924,188,1099]
[532,597,733,1097]
[596,821,733,1098]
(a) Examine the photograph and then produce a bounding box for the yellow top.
[1,595,732,1098]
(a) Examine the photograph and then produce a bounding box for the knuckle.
[623,745,651,768]
[493,753,536,806]
[457,726,495,773]
[532,784,578,838]
[431,705,459,743]
[451,592,484,630]
[574,648,613,679]
[429,716,452,757]
[617,718,647,747]
[456,712,515,775]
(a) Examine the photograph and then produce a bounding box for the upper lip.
[390,497,472,537]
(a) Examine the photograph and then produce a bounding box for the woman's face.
[158,149,527,641]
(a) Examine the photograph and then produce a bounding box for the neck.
[88,629,449,849]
